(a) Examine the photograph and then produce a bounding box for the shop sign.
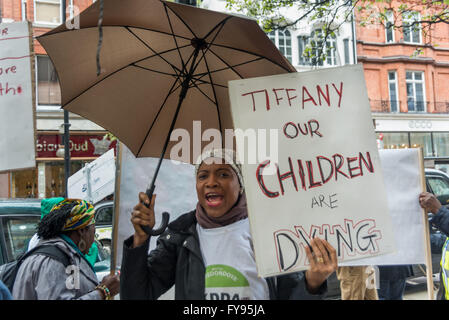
[36,134,117,158]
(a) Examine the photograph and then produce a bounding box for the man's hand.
[419,192,441,214]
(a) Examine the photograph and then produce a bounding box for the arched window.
[299,29,337,67]
[268,30,292,63]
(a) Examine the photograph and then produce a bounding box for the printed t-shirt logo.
[205,264,251,300]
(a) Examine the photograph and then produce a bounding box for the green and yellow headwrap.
[51,199,96,231]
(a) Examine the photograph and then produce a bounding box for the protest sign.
[340,148,426,266]
[228,64,396,277]
[0,21,36,172]
[68,149,116,204]
[112,143,197,272]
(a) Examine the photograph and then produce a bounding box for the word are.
[256,151,374,198]
[241,82,343,112]
[311,193,338,209]
[0,82,22,96]
[274,219,382,272]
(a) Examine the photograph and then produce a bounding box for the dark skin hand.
[97,273,120,298]
[304,237,338,293]
[131,193,156,248]
[419,192,442,214]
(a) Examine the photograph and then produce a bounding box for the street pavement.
[404,274,439,300]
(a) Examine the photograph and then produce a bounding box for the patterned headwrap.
[51,199,96,231]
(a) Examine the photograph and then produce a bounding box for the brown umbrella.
[38,0,295,234]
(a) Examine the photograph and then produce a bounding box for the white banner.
[228,64,396,277]
[68,148,116,204]
[0,22,36,172]
[341,148,426,266]
[114,144,197,271]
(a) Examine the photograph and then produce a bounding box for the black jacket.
[120,211,327,300]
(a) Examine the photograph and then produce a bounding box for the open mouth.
[205,192,224,207]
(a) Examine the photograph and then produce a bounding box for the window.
[385,11,395,43]
[343,38,350,65]
[95,205,113,226]
[403,11,421,44]
[298,30,337,67]
[37,55,61,107]
[388,71,399,112]
[34,0,61,25]
[268,30,292,63]
[410,132,433,156]
[428,176,449,199]
[2,216,40,262]
[406,71,425,112]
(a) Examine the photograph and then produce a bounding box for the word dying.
[274,219,382,272]
[256,151,374,197]
[241,82,343,112]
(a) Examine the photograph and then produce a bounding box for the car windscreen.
[428,175,449,203]
[2,216,40,262]
[95,205,113,226]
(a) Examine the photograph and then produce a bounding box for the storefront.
[9,132,117,199]
[374,114,449,173]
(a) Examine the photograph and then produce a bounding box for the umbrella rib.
[162,1,197,39]
[163,4,187,72]
[205,47,244,79]
[195,56,264,78]
[132,64,179,77]
[125,26,182,75]
[137,77,181,156]
[190,76,227,89]
[200,48,223,138]
[189,17,229,79]
[210,43,294,73]
[61,44,189,108]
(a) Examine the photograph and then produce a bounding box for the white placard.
[68,149,116,204]
[228,64,396,277]
[341,148,426,266]
[0,22,35,172]
[114,144,198,271]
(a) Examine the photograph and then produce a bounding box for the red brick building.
[355,0,449,171]
[0,0,115,198]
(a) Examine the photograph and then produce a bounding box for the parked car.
[94,201,113,254]
[0,198,111,279]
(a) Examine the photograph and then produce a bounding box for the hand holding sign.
[305,238,338,293]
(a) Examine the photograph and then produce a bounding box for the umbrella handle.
[140,185,170,236]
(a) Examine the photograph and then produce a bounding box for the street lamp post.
[61,0,70,197]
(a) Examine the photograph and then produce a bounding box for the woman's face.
[80,224,96,254]
[196,162,240,219]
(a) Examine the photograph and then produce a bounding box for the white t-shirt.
[196,218,270,300]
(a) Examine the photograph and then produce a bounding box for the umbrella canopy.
[38,0,295,164]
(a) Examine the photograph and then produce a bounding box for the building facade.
[355,0,449,172]
[0,0,115,198]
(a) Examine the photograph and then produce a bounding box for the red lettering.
[242,89,271,112]
[317,84,330,106]
[332,82,343,108]
[302,86,317,109]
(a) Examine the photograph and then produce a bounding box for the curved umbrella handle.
[141,212,170,236]
[140,184,170,236]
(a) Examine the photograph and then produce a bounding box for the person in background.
[336,266,378,300]
[13,199,119,300]
[120,149,338,300]
[28,197,99,267]
[0,280,12,300]
[419,191,449,300]
[376,265,413,300]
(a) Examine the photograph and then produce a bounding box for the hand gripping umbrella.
[38,0,296,235]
